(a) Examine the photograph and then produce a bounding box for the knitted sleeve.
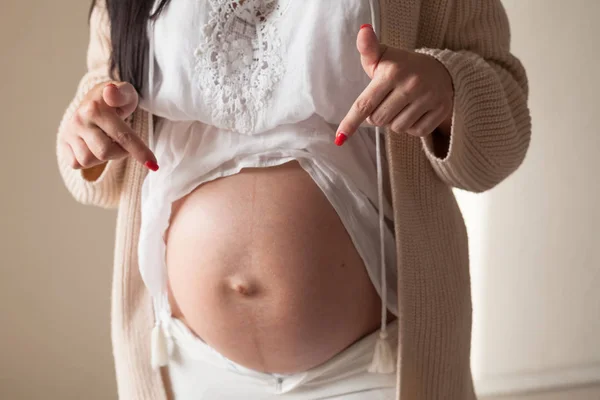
[415,0,532,193]
[56,0,126,209]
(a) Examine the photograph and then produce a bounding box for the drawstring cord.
[367,0,396,375]
[147,2,157,152]
[148,0,169,370]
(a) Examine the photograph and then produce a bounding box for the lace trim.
[194,0,289,134]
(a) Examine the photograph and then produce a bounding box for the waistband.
[165,317,398,397]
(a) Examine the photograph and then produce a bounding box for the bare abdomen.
[165,161,388,374]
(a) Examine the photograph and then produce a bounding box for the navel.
[228,277,258,297]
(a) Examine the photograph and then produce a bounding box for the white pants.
[165,318,398,399]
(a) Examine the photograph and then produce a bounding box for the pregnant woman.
[56,0,530,399]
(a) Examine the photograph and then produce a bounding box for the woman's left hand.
[335,24,454,146]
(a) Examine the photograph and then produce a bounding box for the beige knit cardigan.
[57,0,530,399]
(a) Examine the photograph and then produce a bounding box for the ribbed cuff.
[415,48,507,193]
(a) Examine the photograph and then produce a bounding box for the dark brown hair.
[90,0,171,93]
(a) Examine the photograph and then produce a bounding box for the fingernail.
[335,132,348,147]
[106,83,118,89]
[145,161,159,171]
[360,24,373,31]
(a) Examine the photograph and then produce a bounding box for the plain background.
[0,1,598,399]
[0,1,117,399]
[463,0,600,397]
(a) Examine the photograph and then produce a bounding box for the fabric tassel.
[368,330,396,374]
[151,322,169,369]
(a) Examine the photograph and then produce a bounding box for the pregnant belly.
[165,161,391,374]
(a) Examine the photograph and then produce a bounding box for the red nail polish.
[335,132,348,147]
[106,83,118,89]
[145,161,159,171]
[360,24,373,31]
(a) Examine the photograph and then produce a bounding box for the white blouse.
[138,0,398,372]
[142,0,381,134]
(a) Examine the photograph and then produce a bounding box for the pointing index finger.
[95,110,158,170]
[336,77,393,146]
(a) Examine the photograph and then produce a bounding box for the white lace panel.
[194,0,289,134]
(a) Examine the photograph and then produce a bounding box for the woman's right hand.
[59,81,159,172]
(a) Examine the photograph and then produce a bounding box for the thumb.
[103,82,139,119]
[357,24,386,79]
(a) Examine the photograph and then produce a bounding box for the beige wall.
[1,1,599,400]
[461,0,600,396]
[0,1,118,399]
